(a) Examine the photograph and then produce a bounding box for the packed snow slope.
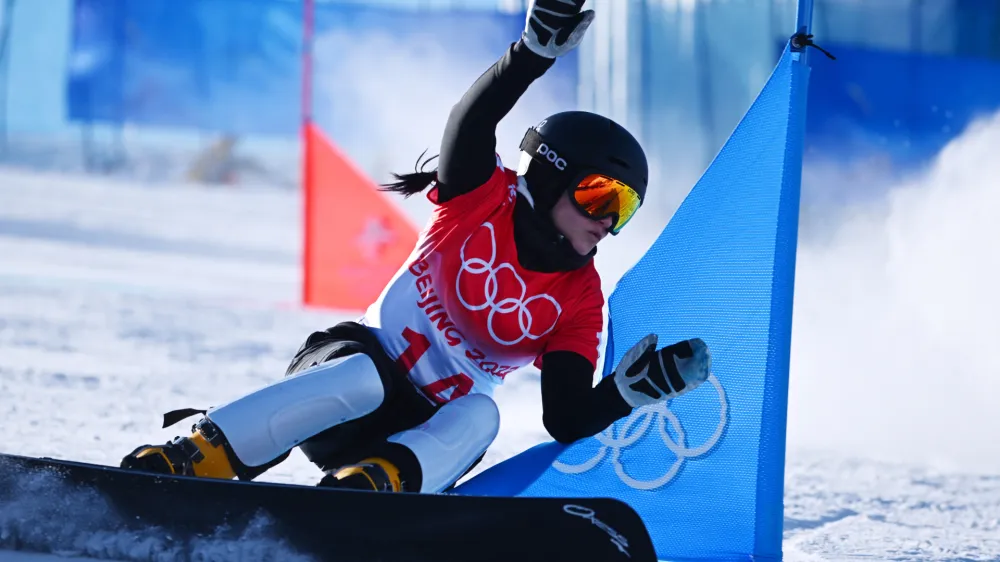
[2,111,1000,560]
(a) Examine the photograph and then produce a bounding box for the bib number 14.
[395,327,474,404]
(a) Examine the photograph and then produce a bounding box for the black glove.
[613,334,712,408]
[522,0,595,59]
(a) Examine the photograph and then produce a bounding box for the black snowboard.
[0,453,655,561]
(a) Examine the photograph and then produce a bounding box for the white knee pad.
[207,353,385,467]
[388,393,500,493]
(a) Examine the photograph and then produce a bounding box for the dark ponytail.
[380,150,440,198]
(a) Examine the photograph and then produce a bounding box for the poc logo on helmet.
[536,143,568,171]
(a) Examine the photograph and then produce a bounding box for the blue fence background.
[67,0,304,136]
[616,0,1000,210]
[2,0,1000,197]
[64,1,572,138]
[0,0,547,185]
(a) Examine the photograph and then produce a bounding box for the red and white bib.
[361,155,604,404]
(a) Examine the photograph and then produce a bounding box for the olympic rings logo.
[553,374,728,490]
[456,222,562,346]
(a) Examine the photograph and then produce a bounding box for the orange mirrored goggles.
[571,174,642,234]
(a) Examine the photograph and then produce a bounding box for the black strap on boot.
[161,407,207,429]
[161,408,290,481]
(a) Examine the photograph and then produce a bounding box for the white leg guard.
[387,393,500,493]
[207,353,385,467]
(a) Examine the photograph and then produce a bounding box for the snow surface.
[2,112,1000,560]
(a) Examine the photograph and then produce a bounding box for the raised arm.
[435,1,595,202]
[435,41,555,201]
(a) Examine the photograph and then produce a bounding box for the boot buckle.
[193,418,225,447]
[170,436,204,464]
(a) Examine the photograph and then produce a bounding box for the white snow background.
[2,27,1000,562]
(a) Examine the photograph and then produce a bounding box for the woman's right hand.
[521,0,595,59]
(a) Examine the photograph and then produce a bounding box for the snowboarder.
[121,0,712,494]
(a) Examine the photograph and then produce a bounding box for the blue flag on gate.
[457,38,812,562]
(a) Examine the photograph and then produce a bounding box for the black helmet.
[518,110,648,223]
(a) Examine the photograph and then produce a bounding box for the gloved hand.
[521,0,595,59]
[613,334,712,408]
